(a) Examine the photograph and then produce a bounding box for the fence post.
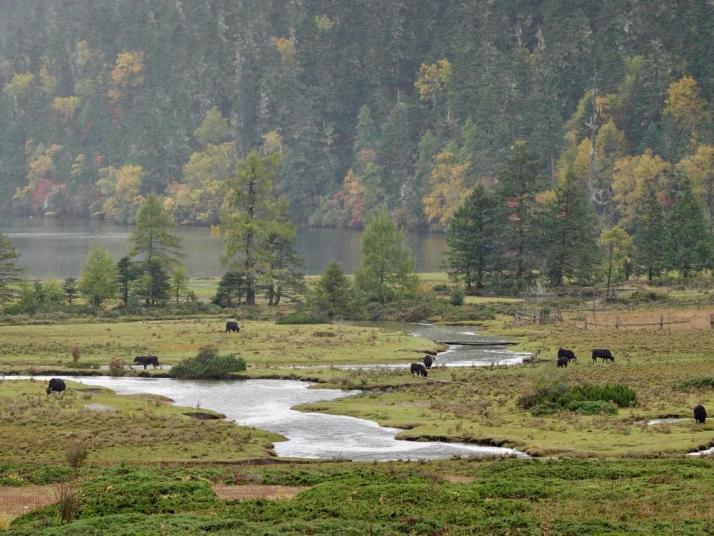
[710,313,714,329]
[615,317,620,330]
[584,318,588,330]
[660,316,664,331]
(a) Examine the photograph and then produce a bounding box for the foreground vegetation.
[1,457,713,534]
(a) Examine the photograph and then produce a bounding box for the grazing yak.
[556,356,569,368]
[592,349,614,363]
[225,320,240,333]
[694,405,707,424]
[410,363,428,377]
[133,355,160,370]
[46,378,66,395]
[423,355,434,369]
[557,348,577,362]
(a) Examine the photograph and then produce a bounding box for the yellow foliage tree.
[52,96,81,121]
[676,144,714,218]
[271,37,296,66]
[39,65,57,95]
[5,72,33,96]
[665,76,710,144]
[179,142,236,223]
[422,151,470,228]
[96,164,144,223]
[108,50,144,103]
[415,59,453,103]
[612,150,670,228]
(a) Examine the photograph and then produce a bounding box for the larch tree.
[598,227,632,299]
[79,242,117,307]
[309,261,353,319]
[354,210,417,304]
[222,150,284,305]
[633,184,667,281]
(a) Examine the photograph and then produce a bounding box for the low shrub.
[676,376,714,390]
[431,284,449,292]
[65,440,88,469]
[449,287,465,306]
[55,482,81,524]
[312,331,336,337]
[276,311,327,324]
[170,346,246,379]
[519,383,636,415]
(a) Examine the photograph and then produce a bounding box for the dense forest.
[1,0,714,235]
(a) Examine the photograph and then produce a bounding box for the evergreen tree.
[222,150,284,305]
[309,261,353,319]
[136,259,171,306]
[543,169,598,286]
[355,211,417,304]
[130,194,183,266]
[666,174,712,278]
[62,277,79,305]
[598,227,632,299]
[79,243,117,307]
[262,227,305,306]
[116,256,139,307]
[633,184,667,281]
[212,271,245,307]
[496,141,545,286]
[0,233,23,304]
[445,184,500,291]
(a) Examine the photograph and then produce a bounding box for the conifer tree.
[130,194,183,266]
[62,277,79,305]
[309,261,353,319]
[633,184,667,281]
[0,233,23,304]
[445,184,500,290]
[79,243,117,307]
[666,174,712,278]
[543,169,598,286]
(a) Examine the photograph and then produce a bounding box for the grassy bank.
[0,380,280,465]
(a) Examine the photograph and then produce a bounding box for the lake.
[0,217,447,278]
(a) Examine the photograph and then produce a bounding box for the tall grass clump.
[676,377,714,390]
[55,482,81,524]
[519,383,636,415]
[65,440,88,469]
[170,346,246,379]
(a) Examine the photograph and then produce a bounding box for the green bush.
[275,311,327,324]
[170,346,246,379]
[449,287,465,306]
[431,284,449,292]
[518,383,636,414]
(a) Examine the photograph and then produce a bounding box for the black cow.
[694,405,707,424]
[556,356,569,368]
[558,348,577,362]
[46,378,66,395]
[592,349,614,363]
[225,321,240,333]
[410,363,428,377]
[423,355,434,369]
[133,355,160,370]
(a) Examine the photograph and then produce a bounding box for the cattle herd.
[555,347,615,367]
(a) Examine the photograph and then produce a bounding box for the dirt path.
[0,484,58,522]
[212,484,310,501]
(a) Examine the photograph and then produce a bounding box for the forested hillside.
[1,0,714,232]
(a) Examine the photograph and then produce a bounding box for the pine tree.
[130,194,183,266]
[633,184,667,281]
[543,169,598,286]
[0,233,23,304]
[445,185,500,290]
[79,243,117,307]
[62,277,79,305]
[666,174,712,278]
[354,210,417,304]
[262,227,305,306]
[212,271,245,307]
[136,259,171,306]
[171,265,188,305]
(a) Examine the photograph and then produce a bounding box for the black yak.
[556,356,569,368]
[133,355,160,370]
[558,348,576,362]
[410,363,428,377]
[694,405,707,424]
[592,349,614,363]
[225,321,240,333]
[46,378,66,394]
[423,355,434,369]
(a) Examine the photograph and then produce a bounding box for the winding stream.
[43,376,524,461]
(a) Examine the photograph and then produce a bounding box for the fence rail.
[513,309,714,330]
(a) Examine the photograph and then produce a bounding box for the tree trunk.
[605,242,613,300]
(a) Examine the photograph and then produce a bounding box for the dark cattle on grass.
[46,378,66,394]
[410,363,428,377]
[225,321,240,333]
[558,348,576,362]
[694,405,707,424]
[592,349,614,363]
[423,355,434,369]
[133,355,160,370]
[556,356,569,368]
